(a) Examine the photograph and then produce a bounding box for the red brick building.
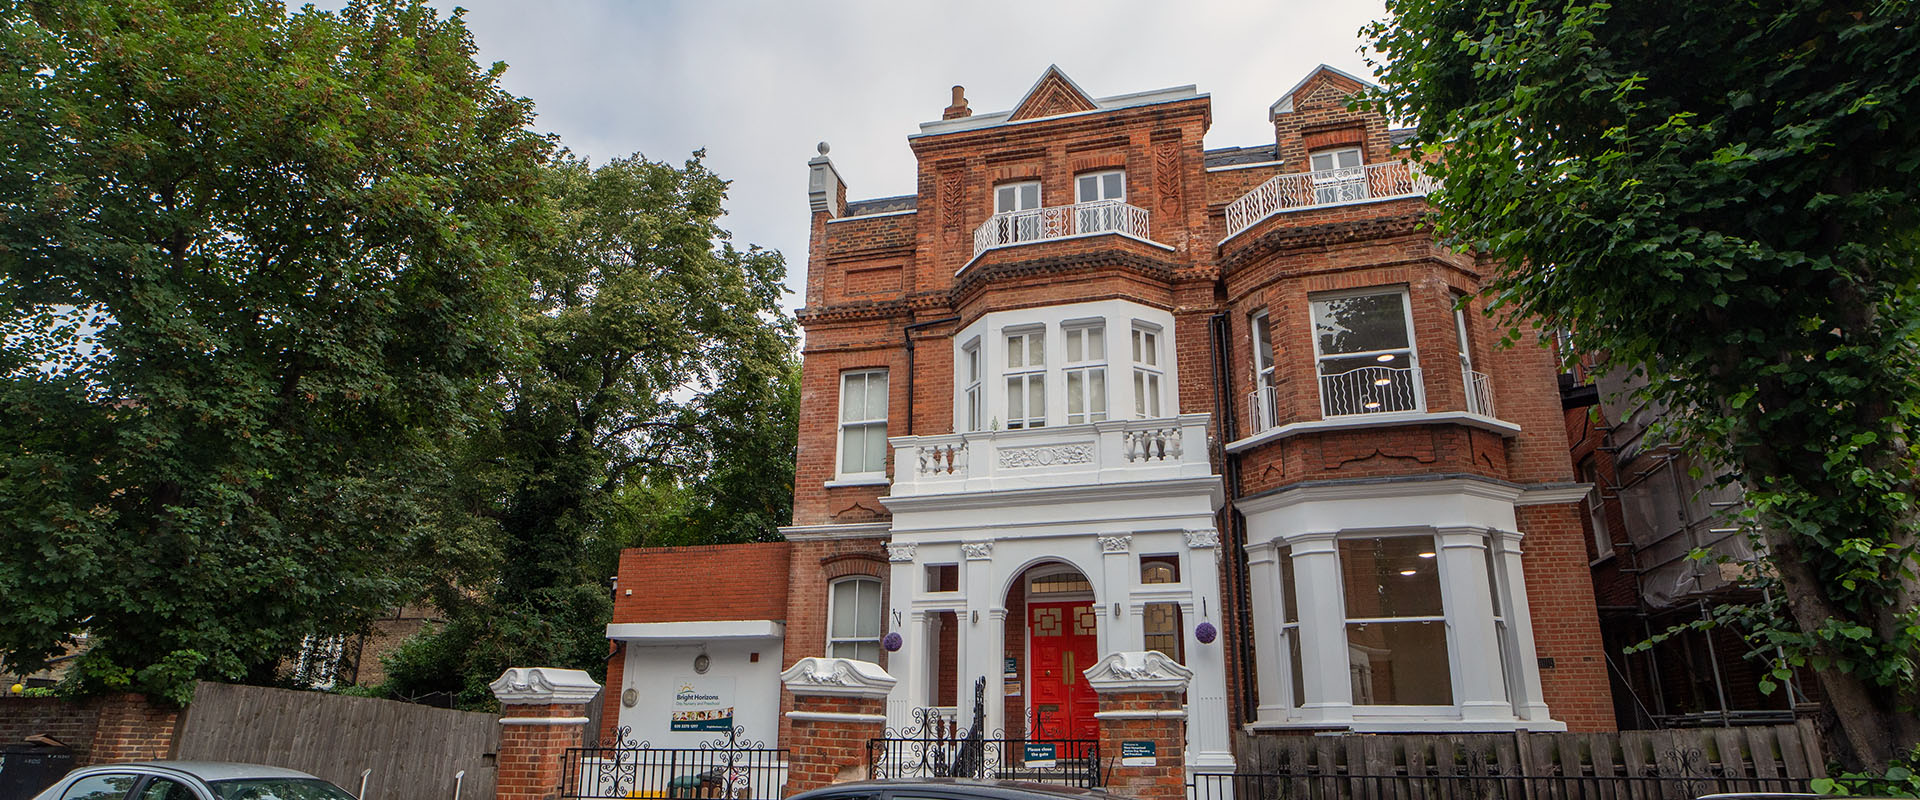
[605,65,1615,771]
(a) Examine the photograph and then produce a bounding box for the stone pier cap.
[780,657,897,698]
[1083,650,1195,694]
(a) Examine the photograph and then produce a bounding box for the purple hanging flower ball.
[1194,621,1218,645]
[882,631,904,652]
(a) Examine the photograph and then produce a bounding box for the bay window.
[1341,535,1452,706]
[838,369,889,478]
[1005,328,1046,429]
[1064,324,1108,424]
[1311,289,1421,416]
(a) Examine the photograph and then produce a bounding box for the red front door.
[1028,601,1099,741]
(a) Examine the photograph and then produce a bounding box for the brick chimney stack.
[942,85,971,119]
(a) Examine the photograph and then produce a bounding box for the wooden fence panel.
[174,682,499,800]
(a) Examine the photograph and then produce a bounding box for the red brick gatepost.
[89,693,181,764]
[780,657,896,793]
[490,667,602,800]
[1084,651,1193,800]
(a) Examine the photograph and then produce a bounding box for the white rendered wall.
[613,639,786,747]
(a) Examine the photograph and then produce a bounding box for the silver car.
[30,761,356,800]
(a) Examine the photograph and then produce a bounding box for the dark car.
[29,762,355,800]
[789,779,1123,800]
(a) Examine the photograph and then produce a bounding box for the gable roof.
[1008,65,1099,121]
[916,68,1204,138]
[1269,64,1376,118]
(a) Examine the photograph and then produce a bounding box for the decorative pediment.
[780,657,898,698]
[1082,650,1195,694]
[489,667,603,705]
[1009,65,1098,122]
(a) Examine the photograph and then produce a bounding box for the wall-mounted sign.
[669,676,734,732]
[1023,742,1058,769]
[1120,740,1157,767]
[1003,657,1018,678]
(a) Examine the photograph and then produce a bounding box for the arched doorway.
[1006,562,1099,742]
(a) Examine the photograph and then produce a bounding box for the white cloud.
[439,0,1392,310]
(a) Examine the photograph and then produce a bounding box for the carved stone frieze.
[997,443,1095,469]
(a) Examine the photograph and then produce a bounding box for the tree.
[0,0,550,703]
[381,152,796,709]
[1367,0,1920,769]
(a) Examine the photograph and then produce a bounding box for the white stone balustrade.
[888,414,1212,497]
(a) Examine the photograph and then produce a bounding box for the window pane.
[1104,172,1123,199]
[1028,333,1044,366]
[832,580,857,636]
[866,372,888,420]
[1314,293,1410,355]
[842,427,865,473]
[1029,375,1044,419]
[1278,545,1299,624]
[855,642,881,663]
[1067,328,1084,362]
[1340,537,1444,618]
[1253,313,1274,372]
[1090,369,1107,419]
[1077,175,1096,202]
[1133,371,1145,415]
[1311,152,1333,171]
[1067,371,1084,416]
[997,185,1014,213]
[1007,335,1023,368]
[1338,149,1362,168]
[967,346,980,382]
[1144,373,1161,416]
[1139,331,1157,365]
[1007,377,1023,422]
[1143,603,1182,663]
[1347,621,1454,705]
[1286,628,1305,708]
[1088,327,1104,360]
[840,373,864,421]
[855,579,880,636]
[863,423,885,474]
[1021,183,1039,208]
[63,775,140,800]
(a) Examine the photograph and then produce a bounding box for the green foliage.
[1367,0,1920,767]
[0,0,549,703]
[377,152,798,710]
[1814,747,1920,797]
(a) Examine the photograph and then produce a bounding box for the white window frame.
[1309,288,1423,416]
[1336,533,1453,708]
[1309,147,1368,204]
[836,369,889,479]
[1131,323,1164,419]
[1005,326,1047,429]
[1063,322,1108,425]
[826,576,883,662]
[963,338,983,432]
[1250,309,1276,431]
[995,180,1042,214]
[1075,170,1125,203]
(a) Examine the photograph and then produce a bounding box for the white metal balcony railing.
[1464,368,1495,417]
[1319,365,1423,418]
[972,199,1150,257]
[890,414,1212,497]
[1224,161,1435,238]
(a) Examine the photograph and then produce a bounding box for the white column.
[1495,528,1556,724]
[986,608,1008,736]
[1243,539,1288,723]
[1183,528,1236,772]
[885,542,919,732]
[960,540,996,734]
[1098,534,1137,652]
[1289,531,1353,725]
[1436,526,1510,723]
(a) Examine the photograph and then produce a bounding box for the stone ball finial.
[817,141,830,156]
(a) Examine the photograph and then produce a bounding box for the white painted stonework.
[607,628,785,747]
[781,657,898,698]
[490,667,602,705]
[1084,650,1195,694]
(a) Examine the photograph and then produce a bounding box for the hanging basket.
[1195,621,1218,644]
[882,631,904,652]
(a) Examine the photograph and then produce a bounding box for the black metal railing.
[561,727,788,799]
[867,736,1101,788]
[1188,772,1815,800]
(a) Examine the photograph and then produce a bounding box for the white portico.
[879,412,1235,773]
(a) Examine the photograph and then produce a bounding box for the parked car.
[789,779,1120,800]
[29,762,355,800]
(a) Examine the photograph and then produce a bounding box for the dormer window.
[1308,147,1367,204]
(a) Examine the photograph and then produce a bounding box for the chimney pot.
[943,85,971,120]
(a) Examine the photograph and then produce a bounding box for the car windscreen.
[205,778,357,800]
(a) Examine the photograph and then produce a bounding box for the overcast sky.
[437,0,1392,310]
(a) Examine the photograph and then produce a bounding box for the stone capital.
[961,541,993,560]
[1082,650,1194,694]
[780,657,898,699]
[887,543,917,562]
[1098,534,1132,554]
[1184,529,1220,549]
[489,667,602,706]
